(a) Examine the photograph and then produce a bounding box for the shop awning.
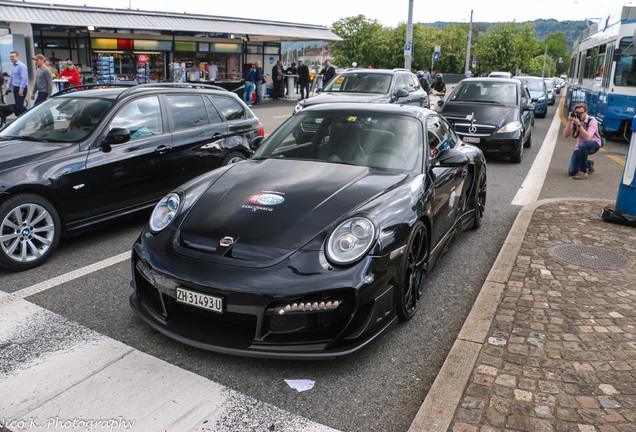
[0,1,342,42]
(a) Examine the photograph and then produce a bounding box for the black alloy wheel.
[0,194,61,271]
[471,169,487,230]
[222,151,246,166]
[396,221,429,321]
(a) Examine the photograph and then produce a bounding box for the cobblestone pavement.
[449,201,636,432]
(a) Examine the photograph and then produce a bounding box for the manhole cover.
[549,244,631,270]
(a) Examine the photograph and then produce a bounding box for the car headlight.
[496,121,522,134]
[293,100,305,114]
[537,97,546,103]
[149,193,181,233]
[326,217,376,265]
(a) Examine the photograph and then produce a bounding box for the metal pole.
[541,45,547,77]
[405,0,414,70]
[464,10,473,76]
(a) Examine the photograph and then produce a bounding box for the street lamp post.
[405,0,414,70]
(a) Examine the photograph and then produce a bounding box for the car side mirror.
[437,100,444,109]
[102,127,131,152]
[523,103,535,112]
[393,89,409,101]
[432,149,469,166]
[249,135,266,151]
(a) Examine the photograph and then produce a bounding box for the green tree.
[515,23,541,74]
[474,22,520,74]
[329,15,388,68]
[543,32,570,75]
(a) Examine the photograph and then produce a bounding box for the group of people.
[242,59,337,103]
[4,51,81,115]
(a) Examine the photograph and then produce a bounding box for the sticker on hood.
[249,193,285,206]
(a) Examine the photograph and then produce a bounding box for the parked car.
[130,102,487,359]
[543,78,556,105]
[294,69,429,114]
[514,76,548,118]
[440,77,534,163]
[488,71,512,79]
[0,84,263,271]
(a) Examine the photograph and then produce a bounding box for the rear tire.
[222,151,246,166]
[396,222,429,321]
[0,194,61,271]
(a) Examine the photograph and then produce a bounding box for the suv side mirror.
[249,136,266,151]
[432,149,469,166]
[102,128,131,152]
[393,89,409,101]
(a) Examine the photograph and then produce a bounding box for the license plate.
[463,136,480,143]
[176,287,223,313]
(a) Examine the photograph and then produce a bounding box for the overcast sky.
[14,0,635,27]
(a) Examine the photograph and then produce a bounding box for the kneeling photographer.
[562,102,602,180]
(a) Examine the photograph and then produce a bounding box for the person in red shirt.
[60,60,81,88]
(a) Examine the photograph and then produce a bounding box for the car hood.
[0,139,76,172]
[303,92,389,107]
[441,102,518,127]
[177,158,407,262]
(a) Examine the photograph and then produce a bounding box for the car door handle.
[155,145,172,154]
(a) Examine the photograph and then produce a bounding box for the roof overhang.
[0,1,342,42]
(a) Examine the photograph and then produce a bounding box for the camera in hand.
[570,111,581,120]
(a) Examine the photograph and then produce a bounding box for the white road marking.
[511,109,563,206]
[0,293,339,432]
[0,251,130,308]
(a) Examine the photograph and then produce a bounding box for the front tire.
[524,130,532,148]
[396,222,429,321]
[0,194,61,271]
[510,140,523,163]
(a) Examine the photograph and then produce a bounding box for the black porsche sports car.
[130,103,487,359]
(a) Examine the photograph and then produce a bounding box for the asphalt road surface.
[1,91,628,432]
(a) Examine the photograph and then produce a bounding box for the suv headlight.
[537,96,546,103]
[496,121,522,134]
[293,100,305,114]
[326,217,376,265]
[149,193,181,233]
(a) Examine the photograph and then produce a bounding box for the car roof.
[299,101,430,119]
[340,68,410,75]
[515,76,543,81]
[53,84,235,101]
[460,77,520,84]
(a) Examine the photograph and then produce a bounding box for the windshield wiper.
[5,135,49,142]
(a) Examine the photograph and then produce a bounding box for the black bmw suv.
[0,84,263,271]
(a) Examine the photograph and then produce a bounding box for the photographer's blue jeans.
[568,140,600,176]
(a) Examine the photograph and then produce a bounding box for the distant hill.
[421,19,589,50]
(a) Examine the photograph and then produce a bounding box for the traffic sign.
[434,52,440,61]
[472,57,477,67]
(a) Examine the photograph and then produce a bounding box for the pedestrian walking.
[31,54,53,107]
[563,102,602,180]
[254,61,264,105]
[242,63,256,106]
[6,51,29,116]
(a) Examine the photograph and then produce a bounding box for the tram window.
[615,37,636,87]
[584,47,598,79]
[596,45,606,80]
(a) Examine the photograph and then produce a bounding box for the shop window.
[211,96,244,120]
[110,96,163,140]
[167,95,208,130]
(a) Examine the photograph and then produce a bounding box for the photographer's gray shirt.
[34,66,53,95]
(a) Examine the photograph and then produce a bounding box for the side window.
[167,95,208,130]
[204,97,223,124]
[410,75,421,91]
[393,74,409,94]
[110,96,162,140]
[522,86,531,105]
[213,96,245,120]
[427,115,456,157]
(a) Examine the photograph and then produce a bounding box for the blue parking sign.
[434,52,440,61]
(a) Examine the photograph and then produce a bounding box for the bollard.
[616,116,636,216]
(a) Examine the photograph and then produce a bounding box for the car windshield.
[544,79,554,90]
[254,111,422,171]
[450,81,517,104]
[517,78,544,92]
[0,97,113,143]
[322,72,392,94]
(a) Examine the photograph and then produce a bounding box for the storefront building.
[0,1,340,91]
